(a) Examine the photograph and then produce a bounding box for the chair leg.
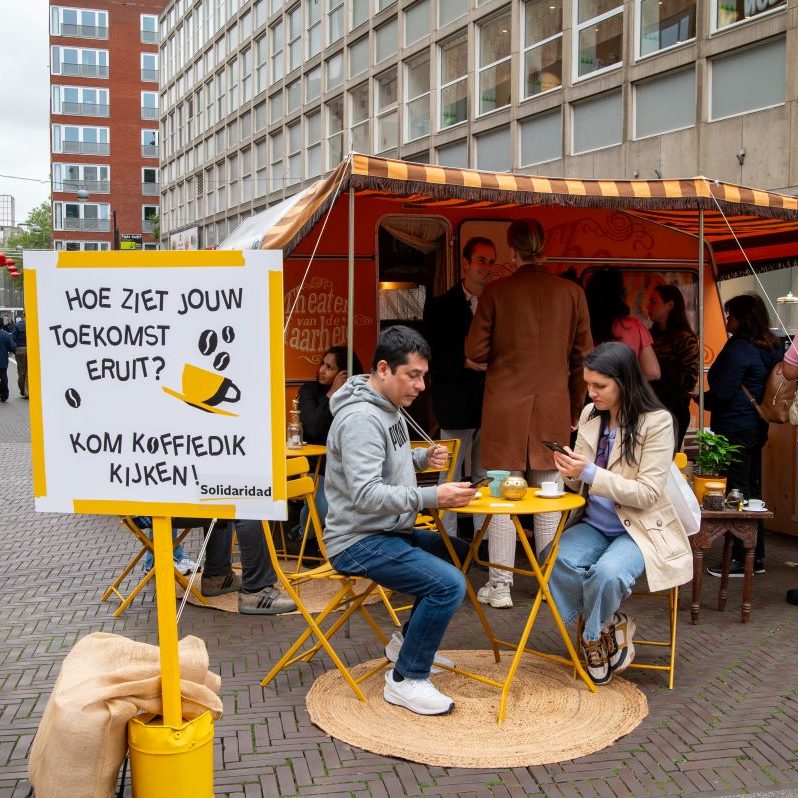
[378,586,402,627]
[668,586,678,690]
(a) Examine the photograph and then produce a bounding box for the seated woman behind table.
[547,342,692,685]
[297,345,364,530]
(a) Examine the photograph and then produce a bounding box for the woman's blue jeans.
[331,529,468,679]
[545,521,645,641]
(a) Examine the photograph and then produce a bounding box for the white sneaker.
[384,631,455,674]
[383,669,454,715]
[476,582,513,608]
[175,556,200,575]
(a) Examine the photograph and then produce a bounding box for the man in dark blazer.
[424,236,496,537]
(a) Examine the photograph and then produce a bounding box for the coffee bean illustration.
[65,388,81,408]
[222,326,235,343]
[198,329,218,356]
[213,351,230,371]
[147,437,159,454]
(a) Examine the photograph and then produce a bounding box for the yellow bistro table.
[429,487,594,722]
[285,443,327,570]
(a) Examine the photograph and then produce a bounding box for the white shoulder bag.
[666,462,701,536]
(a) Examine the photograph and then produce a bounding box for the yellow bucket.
[128,711,215,797]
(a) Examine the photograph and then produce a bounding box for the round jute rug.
[306,649,648,767]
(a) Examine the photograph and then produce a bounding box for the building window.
[228,59,239,114]
[227,21,238,52]
[52,124,110,155]
[308,0,322,57]
[52,85,109,117]
[327,96,345,168]
[306,111,322,177]
[436,138,468,167]
[241,146,252,202]
[714,0,785,31]
[519,109,562,165]
[56,241,111,251]
[349,36,369,78]
[476,126,510,171]
[271,130,285,190]
[216,69,226,119]
[270,20,284,84]
[523,0,562,98]
[141,13,158,43]
[330,0,345,42]
[241,10,252,38]
[50,46,109,78]
[241,49,253,103]
[270,90,284,122]
[256,35,268,94]
[54,201,110,232]
[638,0,695,57]
[439,31,467,128]
[351,0,369,28]
[375,69,398,152]
[286,78,301,113]
[375,19,397,63]
[477,11,510,115]
[141,91,158,120]
[306,65,322,102]
[287,122,302,184]
[572,89,622,153]
[350,83,370,152]
[405,0,429,46]
[142,205,159,234]
[327,52,343,90]
[142,167,159,196]
[287,5,302,72]
[575,1,623,79]
[50,6,108,38]
[710,37,785,121]
[438,0,468,26]
[405,52,430,141]
[142,129,159,157]
[634,67,694,138]
[141,53,158,82]
[255,139,268,197]
[52,163,110,193]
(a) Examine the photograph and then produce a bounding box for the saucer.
[535,489,565,499]
[745,506,768,513]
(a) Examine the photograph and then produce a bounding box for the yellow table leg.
[152,516,182,728]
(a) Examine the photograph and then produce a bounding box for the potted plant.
[692,429,743,504]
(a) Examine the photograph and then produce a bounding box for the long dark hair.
[586,342,667,465]
[585,268,630,345]
[323,345,364,376]
[724,294,778,350]
[653,284,694,336]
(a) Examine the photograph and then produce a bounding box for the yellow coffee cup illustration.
[163,363,241,417]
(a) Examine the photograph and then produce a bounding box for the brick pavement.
[2,382,798,797]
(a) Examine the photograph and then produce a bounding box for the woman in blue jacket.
[704,294,782,576]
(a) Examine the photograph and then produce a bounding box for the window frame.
[521,0,563,100]
[572,1,624,83]
[710,0,786,34]
[635,0,696,61]
[476,10,512,117]
[438,30,468,130]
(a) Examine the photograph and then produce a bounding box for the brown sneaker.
[201,571,241,596]
[581,636,612,685]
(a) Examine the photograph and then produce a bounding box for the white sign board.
[24,249,286,521]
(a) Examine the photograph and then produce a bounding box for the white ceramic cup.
[540,481,559,495]
[747,498,766,510]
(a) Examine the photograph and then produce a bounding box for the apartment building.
[50,0,163,251]
[157,0,798,249]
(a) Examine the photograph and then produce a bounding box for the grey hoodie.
[322,374,439,559]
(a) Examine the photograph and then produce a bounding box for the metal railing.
[141,106,159,120]
[140,68,158,82]
[56,180,110,194]
[60,24,108,39]
[140,30,158,43]
[141,144,158,158]
[61,218,111,232]
[60,62,109,78]
[141,219,154,233]
[62,102,110,117]
[61,141,110,155]
[142,183,160,196]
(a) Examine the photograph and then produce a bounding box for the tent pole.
[347,186,354,374]
[698,208,705,432]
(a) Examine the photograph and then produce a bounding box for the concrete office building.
[157,0,798,248]
[50,0,162,251]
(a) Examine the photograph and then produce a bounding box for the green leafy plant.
[694,429,743,476]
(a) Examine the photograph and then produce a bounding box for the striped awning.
[257,154,798,279]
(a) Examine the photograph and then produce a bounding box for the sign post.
[24,249,286,796]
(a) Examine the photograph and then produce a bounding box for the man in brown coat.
[464,218,592,607]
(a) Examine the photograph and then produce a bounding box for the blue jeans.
[545,521,645,641]
[331,529,468,679]
[143,529,187,570]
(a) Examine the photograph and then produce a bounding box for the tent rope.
[702,178,794,346]
[283,153,353,336]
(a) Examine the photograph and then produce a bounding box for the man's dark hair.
[462,236,496,262]
[371,325,431,373]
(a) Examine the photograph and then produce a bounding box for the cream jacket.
[564,404,693,592]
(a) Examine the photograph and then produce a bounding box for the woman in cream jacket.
[549,342,692,685]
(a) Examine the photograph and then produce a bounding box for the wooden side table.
[690,509,772,624]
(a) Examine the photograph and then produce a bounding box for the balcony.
[62,101,110,117]
[141,219,155,233]
[141,30,158,44]
[56,179,110,194]
[62,218,111,232]
[140,68,158,83]
[61,62,109,78]
[142,182,160,196]
[62,141,110,155]
[60,23,108,39]
[141,106,159,120]
[141,144,158,158]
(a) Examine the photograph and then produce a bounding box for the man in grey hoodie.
[324,326,478,716]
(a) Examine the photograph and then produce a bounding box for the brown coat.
[465,264,592,471]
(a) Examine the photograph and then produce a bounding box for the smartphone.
[468,476,492,489]
[543,440,570,456]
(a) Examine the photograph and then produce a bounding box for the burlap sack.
[28,632,223,798]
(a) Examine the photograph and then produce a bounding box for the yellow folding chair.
[626,586,679,689]
[378,437,462,626]
[101,517,208,617]
[260,456,388,701]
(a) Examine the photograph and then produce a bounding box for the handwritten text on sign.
[26,250,286,520]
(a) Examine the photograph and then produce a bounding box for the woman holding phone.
[547,343,692,685]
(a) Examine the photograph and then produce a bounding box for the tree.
[5,201,52,251]
[150,212,160,242]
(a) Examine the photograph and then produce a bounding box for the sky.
[0,1,51,225]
